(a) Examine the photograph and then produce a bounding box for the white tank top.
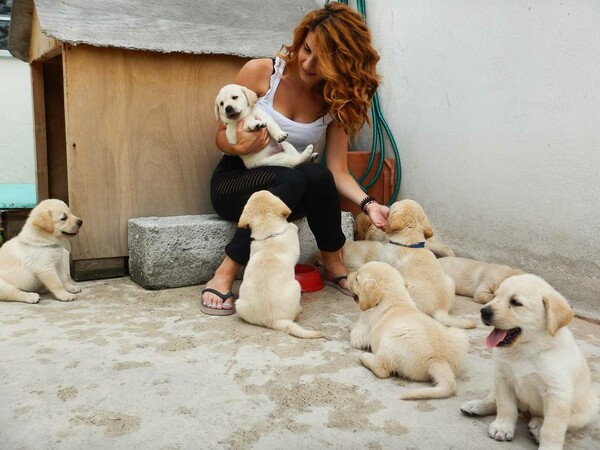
[256,57,332,153]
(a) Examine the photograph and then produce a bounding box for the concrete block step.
[128,213,354,290]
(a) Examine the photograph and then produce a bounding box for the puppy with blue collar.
[341,199,476,329]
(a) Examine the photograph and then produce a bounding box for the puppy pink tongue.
[486,328,508,348]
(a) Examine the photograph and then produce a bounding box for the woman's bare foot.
[201,256,240,311]
[321,250,351,295]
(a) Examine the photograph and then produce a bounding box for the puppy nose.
[225,105,234,114]
[77,219,83,227]
[481,306,493,323]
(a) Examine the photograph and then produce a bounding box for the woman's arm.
[215,59,274,155]
[325,122,389,229]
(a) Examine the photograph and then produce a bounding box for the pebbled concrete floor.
[1,277,599,449]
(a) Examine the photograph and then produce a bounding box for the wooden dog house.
[9,0,316,279]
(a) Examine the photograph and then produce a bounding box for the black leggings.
[210,155,346,265]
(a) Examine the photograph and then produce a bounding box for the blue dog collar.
[388,240,426,249]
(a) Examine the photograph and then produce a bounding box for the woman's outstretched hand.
[366,202,389,230]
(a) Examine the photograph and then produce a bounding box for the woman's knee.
[268,167,308,205]
[297,163,336,190]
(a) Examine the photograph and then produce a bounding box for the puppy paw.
[460,397,496,416]
[350,328,368,349]
[66,284,82,294]
[253,121,266,131]
[489,420,515,441]
[275,132,288,143]
[310,152,320,162]
[24,293,41,304]
[528,417,543,443]
[460,400,483,416]
[474,291,494,304]
[56,292,77,302]
[436,245,455,257]
[243,120,265,132]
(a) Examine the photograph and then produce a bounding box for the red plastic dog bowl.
[295,264,324,293]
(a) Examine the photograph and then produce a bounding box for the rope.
[324,0,402,206]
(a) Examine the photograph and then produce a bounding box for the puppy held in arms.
[348,261,469,400]
[215,84,316,169]
[235,191,322,339]
[461,274,598,449]
[0,199,83,303]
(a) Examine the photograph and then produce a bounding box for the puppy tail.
[432,310,477,329]
[401,361,457,400]
[272,319,323,339]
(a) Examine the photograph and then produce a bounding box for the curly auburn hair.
[278,2,380,137]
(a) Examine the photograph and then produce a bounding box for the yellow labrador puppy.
[236,191,322,339]
[439,256,524,304]
[348,261,469,400]
[343,200,476,329]
[354,211,455,257]
[461,274,598,449]
[0,199,83,303]
[215,84,315,169]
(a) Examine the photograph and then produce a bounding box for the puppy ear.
[278,201,291,219]
[421,212,434,239]
[543,290,574,336]
[359,276,383,311]
[384,214,399,234]
[423,223,434,239]
[242,86,258,107]
[354,213,372,240]
[33,209,54,234]
[267,193,291,219]
[238,210,250,229]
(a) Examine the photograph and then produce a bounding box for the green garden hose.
[326,0,401,205]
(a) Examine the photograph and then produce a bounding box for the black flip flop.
[324,275,353,297]
[200,288,235,316]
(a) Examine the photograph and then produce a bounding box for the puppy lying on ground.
[439,256,524,304]
[235,191,322,339]
[215,84,315,169]
[0,199,83,303]
[461,274,598,449]
[348,261,469,400]
[343,200,476,329]
[354,211,455,258]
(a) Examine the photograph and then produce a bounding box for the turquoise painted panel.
[0,184,37,208]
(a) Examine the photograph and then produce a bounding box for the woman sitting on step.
[201,2,389,315]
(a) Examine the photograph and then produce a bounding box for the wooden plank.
[43,58,69,203]
[29,6,61,62]
[31,62,49,201]
[63,45,246,260]
[72,257,128,281]
[0,209,31,242]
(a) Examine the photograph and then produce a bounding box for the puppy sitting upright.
[0,199,83,303]
[461,274,599,449]
[348,261,469,400]
[215,84,315,169]
[236,191,322,339]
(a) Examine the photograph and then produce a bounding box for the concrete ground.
[1,277,599,450]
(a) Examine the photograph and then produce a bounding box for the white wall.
[0,50,35,184]
[360,1,600,318]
